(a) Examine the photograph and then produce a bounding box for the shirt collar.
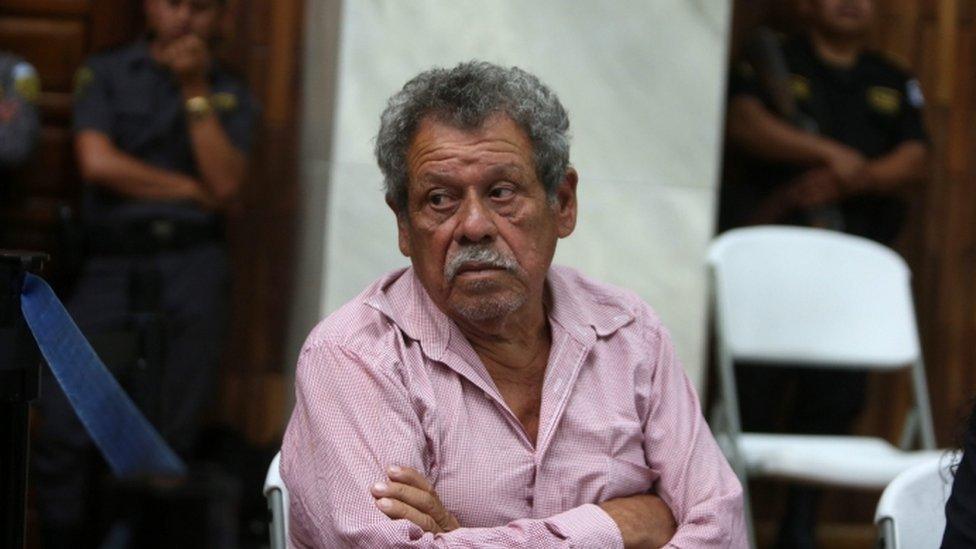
[364,268,453,360]
[545,265,635,342]
[364,265,635,360]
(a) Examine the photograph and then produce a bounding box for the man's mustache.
[444,244,520,281]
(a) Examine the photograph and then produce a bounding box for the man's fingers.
[375,468,459,531]
[386,465,433,492]
[371,481,437,515]
[374,497,441,533]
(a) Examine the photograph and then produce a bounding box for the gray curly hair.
[375,60,571,213]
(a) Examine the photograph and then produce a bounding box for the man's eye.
[428,193,453,208]
[489,186,515,200]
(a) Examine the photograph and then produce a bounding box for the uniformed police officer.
[0,51,40,168]
[31,0,257,546]
[0,51,41,244]
[718,1,928,547]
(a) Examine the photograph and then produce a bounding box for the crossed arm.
[726,95,927,222]
[75,36,246,210]
[282,319,745,548]
[368,464,677,549]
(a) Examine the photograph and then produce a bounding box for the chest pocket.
[113,97,154,149]
[606,422,657,498]
[558,420,657,510]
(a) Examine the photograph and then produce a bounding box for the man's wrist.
[184,94,214,122]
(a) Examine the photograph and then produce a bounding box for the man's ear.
[387,196,412,257]
[554,168,578,238]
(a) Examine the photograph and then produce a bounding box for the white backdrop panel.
[304,0,731,388]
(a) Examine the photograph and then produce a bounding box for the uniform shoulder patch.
[790,74,811,101]
[12,62,40,103]
[73,66,95,98]
[210,92,238,112]
[905,78,925,108]
[867,86,902,115]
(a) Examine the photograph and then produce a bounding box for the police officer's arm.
[161,35,246,205]
[75,130,216,206]
[850,77,929,194]
[726,95,866,183]
[854,140,927,193]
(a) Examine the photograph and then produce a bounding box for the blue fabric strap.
[20,273,186,478]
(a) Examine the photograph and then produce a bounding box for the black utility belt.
[87,219,222,255]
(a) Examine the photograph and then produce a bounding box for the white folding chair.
[263,451,289,549]
[875,452,958,549]
[707,226,941,548]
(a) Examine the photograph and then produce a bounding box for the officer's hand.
[821,143,867,187]
[160,35,212,90]
[175,177,220,210]
[370,465,460,534]
[789,168,842,209]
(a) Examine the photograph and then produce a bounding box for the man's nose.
[455,193,497,244]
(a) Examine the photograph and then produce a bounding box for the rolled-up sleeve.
[638,312,747,548]
[282,337,623,549]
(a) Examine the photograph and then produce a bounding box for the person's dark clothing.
[719,34,927,245]
[73,40,257,227]
[942,404,976,548]
[719,34,928,549]
[33,40,257,547]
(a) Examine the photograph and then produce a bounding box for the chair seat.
[737,434,944,489]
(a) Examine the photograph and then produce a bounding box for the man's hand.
[787,168,843,209]
[749,168,842,224]
[158,35,212,91]
[599,494,677,549]
[820,143,867,188]
[178,176,221,210]
[370,465,460,534]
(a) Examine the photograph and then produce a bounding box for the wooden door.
[0,0,140,280]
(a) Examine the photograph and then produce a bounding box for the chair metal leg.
[268,488,286,549]
[911,359,937,449]
[877,517,896,549]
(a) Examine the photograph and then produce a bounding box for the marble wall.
[291,0,732,389]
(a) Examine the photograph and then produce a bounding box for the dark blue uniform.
[720,35,928,243]
[32,40,257,542]
[718,35,928,549]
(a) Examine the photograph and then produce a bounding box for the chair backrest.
[875,452,958,548]
[263,451,289,549]
[708,226,920,369]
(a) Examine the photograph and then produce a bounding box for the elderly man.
[282,61,745,548]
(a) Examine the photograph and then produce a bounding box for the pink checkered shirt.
[282,266,745,548]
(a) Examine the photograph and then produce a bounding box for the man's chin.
[447,291,526,323]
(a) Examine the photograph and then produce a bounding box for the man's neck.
[454,301,551,379]
[809,29,864,68]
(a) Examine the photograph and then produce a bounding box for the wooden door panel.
[0,16,86,92]
[0,0,90,16]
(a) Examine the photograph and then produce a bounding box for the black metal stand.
[0,251,47,549]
